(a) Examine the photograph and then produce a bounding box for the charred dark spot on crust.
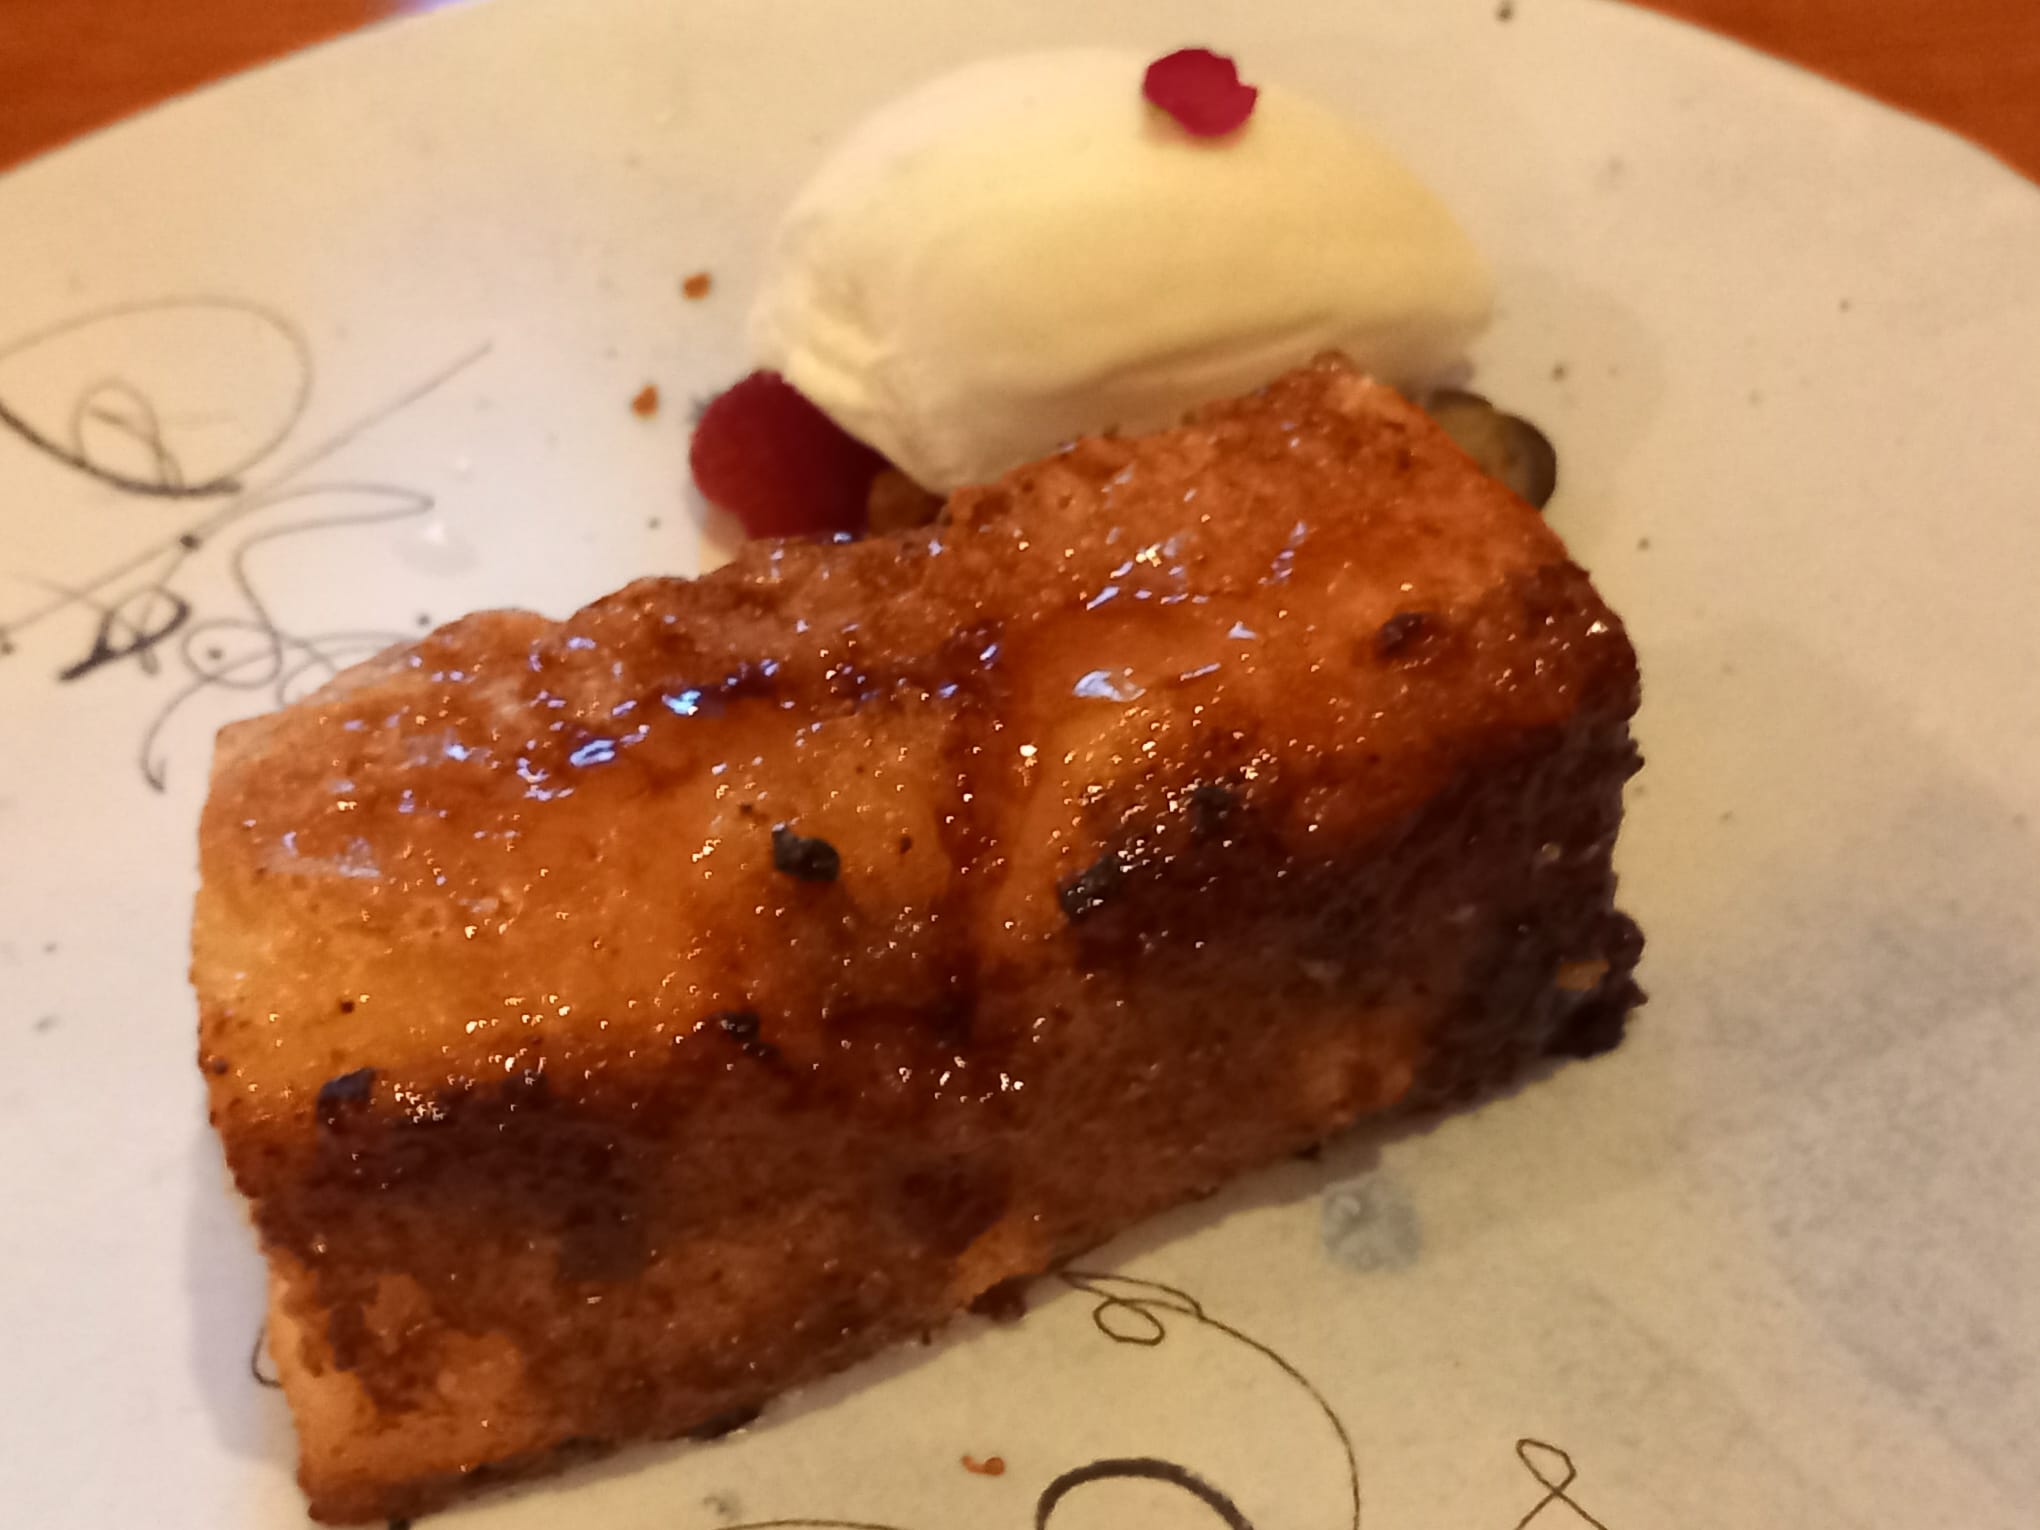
[1546,914,1646,1059]
[1056,854,1123,922]
[338,998,356,1014]
[1186,783,1237,842]
[1374,610,1435,660]
[686,1403,763,1441]
[713,1009,778,1062]
[968,1276,1030,1323]
[206,1055,231,1076]
[316,1066,377,1122]
[1547,996,1631,1059]
[898,833,914,853]
[771,824,841,883]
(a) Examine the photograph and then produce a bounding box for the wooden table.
[3,0,2037,182]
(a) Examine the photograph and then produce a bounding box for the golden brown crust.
[194,358,1642,1522]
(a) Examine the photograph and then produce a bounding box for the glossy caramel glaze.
[193,357,1642,1521]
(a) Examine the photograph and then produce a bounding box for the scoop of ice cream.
[750,47,1493,494]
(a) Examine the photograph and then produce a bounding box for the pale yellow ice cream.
[751,47,1492,493]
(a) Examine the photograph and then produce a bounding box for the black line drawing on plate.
[1508,1439,1612,1530]
[249,1324,282,1391]
[588,1270,1610,1530]
[1033,1269,1359,1529]
[0,296,490,789]
[0,296,311,497]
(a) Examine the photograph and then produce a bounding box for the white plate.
[3,2,2038,1527]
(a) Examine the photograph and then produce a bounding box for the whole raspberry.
[689,370,887,538]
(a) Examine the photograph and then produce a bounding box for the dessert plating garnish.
[1142,48,1259,138]
[689,370,886,538]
